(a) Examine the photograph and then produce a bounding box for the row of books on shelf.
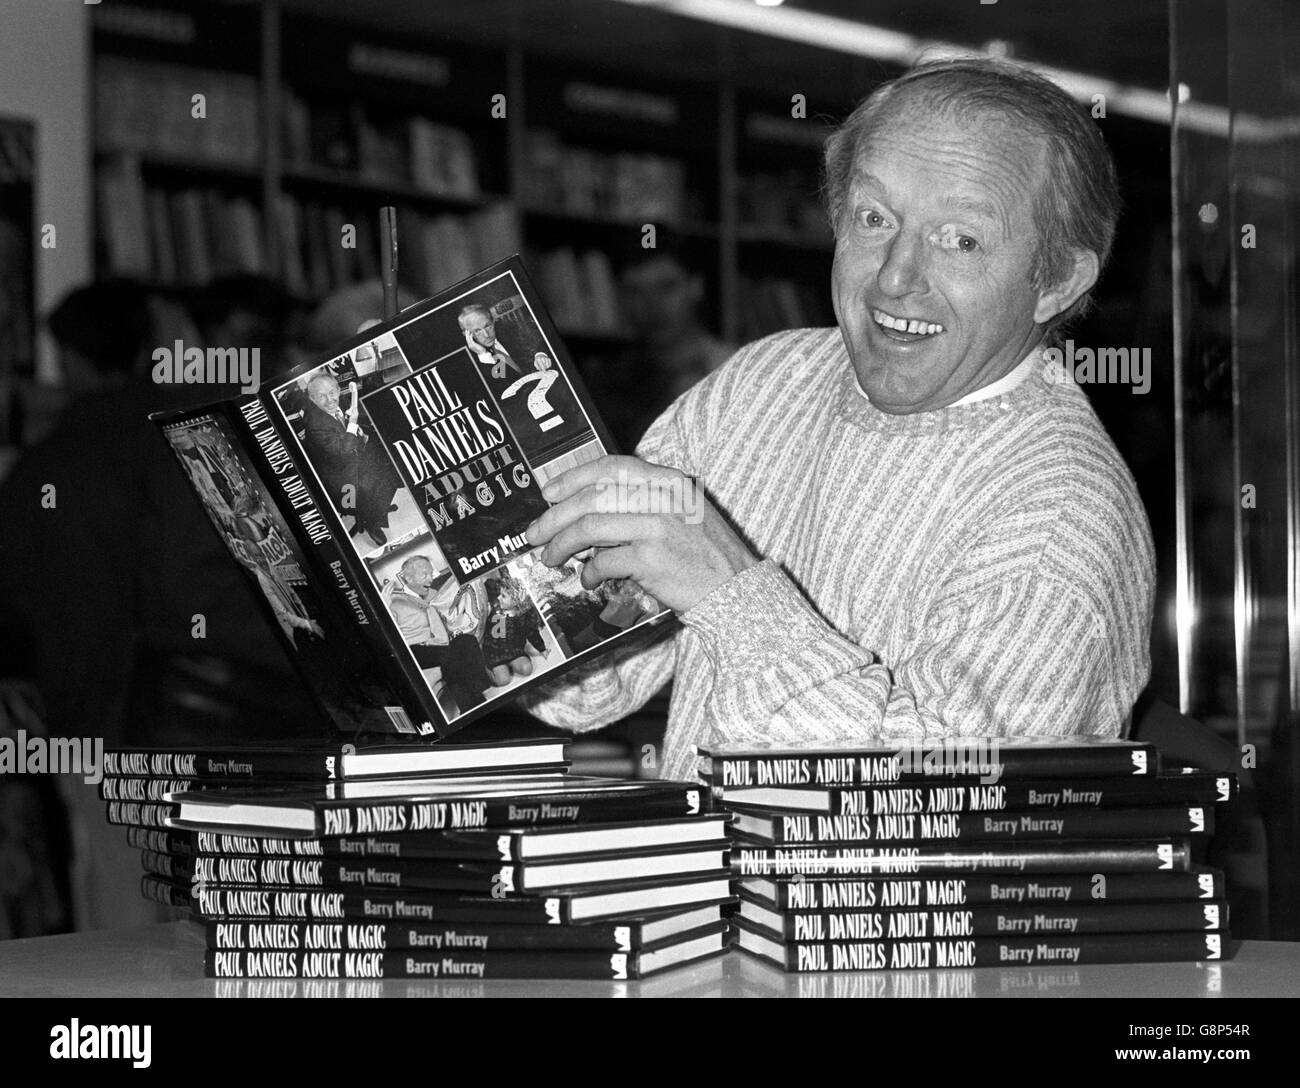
[521,130,690,224]
[738,275,832,339]
[278,197,518,300]
[98,155,519,295]
[100,735,1239,979]
[282,92,482,199]
[99,161,264,284]
[531,247,623,336]
[97,58,260,168]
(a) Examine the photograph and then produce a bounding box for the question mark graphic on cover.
[502,368,563,433]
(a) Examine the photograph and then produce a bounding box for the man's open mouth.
[871,308,945,343]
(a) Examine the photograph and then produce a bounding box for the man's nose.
[876,232,927,298]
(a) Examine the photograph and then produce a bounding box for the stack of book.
[102,739,732,981]
[701,738,1236,972]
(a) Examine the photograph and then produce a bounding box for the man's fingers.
[539,454,681,505]
[579,545,642,589]
[541,512,662,568]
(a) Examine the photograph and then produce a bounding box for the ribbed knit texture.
[521,328,1155,782]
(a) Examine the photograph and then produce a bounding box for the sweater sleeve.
[678,556,1145,746]
[517,360,721,732]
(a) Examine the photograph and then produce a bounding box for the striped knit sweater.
[522,327,1155,782]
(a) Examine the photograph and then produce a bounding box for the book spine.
[103,749,336,780]
[722,774,1235,814]
[190,832,504,862]
[709,745,1159,787]
[105,800,178,827]
[745,869,1225,909]
[225,395,437,737]
[730,840,1192,877]
[100,776,203,802]
[741,806,1214,845]
[128,827,193,855]
[147,852,516,895]
[204,919,640,952]
[191,886,565,924]
[751,900,1229,941]
[739,927,1229,971]
[204,947,653,980]
[314,788,706,837]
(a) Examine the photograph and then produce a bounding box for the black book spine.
[105,800,178,827]
[225,395,439,738]
[310,786,707,837]
[722,774,1236,814]
[191,885,567,924]
[128,827,193,855]
[744,899,1229,941]
[140,874,194,910]
[104,749,337,780]
[203,944,703,980]
[730,839,1193,877]
[737,805,1214,845]
[742,869,1225,909]
[100,776,203,802]
[204,918,659,952]
[735,924,1230,971]
[708,745,1159,787]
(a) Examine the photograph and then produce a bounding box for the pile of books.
[101,738,733,981]
[701,738,1236,972]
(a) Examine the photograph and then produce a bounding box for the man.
[302,373,400,545]
[386,555,490,715]
[458,302,548,380]
[521,58,1155,782]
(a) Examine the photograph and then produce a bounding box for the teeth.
[871,309,944,335]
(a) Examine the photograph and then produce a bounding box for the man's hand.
[525,455,758,614]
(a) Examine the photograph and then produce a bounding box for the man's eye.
[939,225,979,252]
[857,208,888,228]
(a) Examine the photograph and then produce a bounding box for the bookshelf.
[90,0,855,354]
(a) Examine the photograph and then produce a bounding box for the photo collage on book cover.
[270,269,664,724]
[159,414,418,735]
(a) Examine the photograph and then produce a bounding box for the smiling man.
[521,58,1155,781]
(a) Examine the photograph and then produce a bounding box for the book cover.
[156,255,671,742]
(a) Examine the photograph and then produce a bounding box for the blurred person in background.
[0,276,320,932]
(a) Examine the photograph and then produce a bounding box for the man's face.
[406,559,434,589]
[831,100,1052,414]
[309,378,340,413]
[461,311,496,349]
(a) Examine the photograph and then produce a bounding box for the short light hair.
[400,555,434,577]
[823,57,1121,331]
[457,303,492,328]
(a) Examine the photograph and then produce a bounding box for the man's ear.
[1033,248,1100,325]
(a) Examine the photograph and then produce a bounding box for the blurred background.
[0,0,1297,941]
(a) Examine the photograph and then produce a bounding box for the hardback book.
[737,868,1226,910]
[729,805,1213,845]
[171,775,708,836]
[699,737,1161,787]
[152,255,671,742]
[203,923,728,980]
[731,921,1230,971]
[204,904,725,953]
[715,772,1236,815]
[146,844,730,894]
[129,816,729,862]
[730,839,1194,878]
[150,871,736,924]
[735,897,1229,941]
[101,738,569,784]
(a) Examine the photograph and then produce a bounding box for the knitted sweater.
[521,327,1155,782]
